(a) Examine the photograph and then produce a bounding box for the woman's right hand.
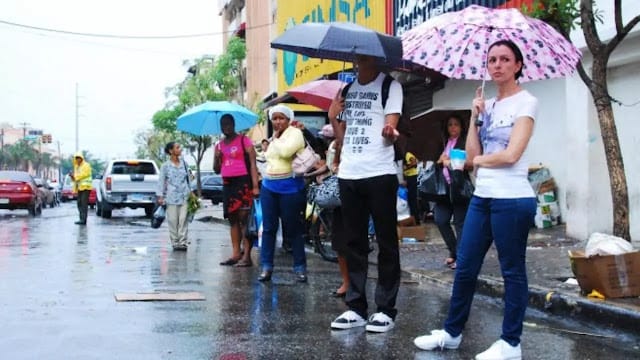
[471,86,485,119]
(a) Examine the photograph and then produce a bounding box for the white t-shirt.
[475,90,538,199]
[338,73,403,180]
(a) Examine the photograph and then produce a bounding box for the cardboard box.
[398,225,426,242]
[568,250,640,298]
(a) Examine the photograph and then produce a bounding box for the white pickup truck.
[96,159,159,218]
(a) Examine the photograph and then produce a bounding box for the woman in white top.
[414,40,537,360]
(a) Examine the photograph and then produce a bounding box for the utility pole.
[19,122,30,139]
[75,83,79,152]
[0,128,4,170]
[57,140,62,183]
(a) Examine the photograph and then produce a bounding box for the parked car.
[96,159,160,218]
[196,174,223,205]
[47,179,62,205]
[89,180,98,209]
[33,177,56,208]
[61,175,76,202]
[0,171,44,216]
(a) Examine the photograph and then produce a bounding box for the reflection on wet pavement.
[0,205,638,359]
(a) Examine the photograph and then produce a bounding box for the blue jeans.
[260,186,306,273]
[444,196,535,346]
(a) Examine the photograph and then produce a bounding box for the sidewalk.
[196,204,640,335]
[384,222,640,336]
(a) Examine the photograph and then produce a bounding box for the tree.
[526,0,640,240]
[212,37,247,103]
[4,141,37,171]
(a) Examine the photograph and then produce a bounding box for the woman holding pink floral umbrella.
[414,39,538,360]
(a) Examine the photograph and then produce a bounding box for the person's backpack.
[340,74,411,161]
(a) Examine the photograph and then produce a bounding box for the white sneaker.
[414,329,462,350]
[331,310,367,330]
[475,339,521,360]
[365,312,395,333]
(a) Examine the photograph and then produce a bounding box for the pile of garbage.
[529,166,560,229]
[568,232,639,298]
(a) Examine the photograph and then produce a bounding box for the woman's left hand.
[252,188,260,198]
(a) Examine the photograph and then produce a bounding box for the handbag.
[449,169,474,204]
[292,139,320,176]
[150,204,166,229]
[314,175,341,209]
[245,199,260,242]
[418,165,448,202]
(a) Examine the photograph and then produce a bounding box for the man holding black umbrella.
[328,54,402,333]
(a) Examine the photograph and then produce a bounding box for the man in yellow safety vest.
[70,152,93,225]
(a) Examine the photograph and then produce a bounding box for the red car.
[0,171,44,216]
[89,187,97,208]
[61,175,76,202]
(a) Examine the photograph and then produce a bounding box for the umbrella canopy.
[401,5,581,82]
[286,79,346,111]
[271,22,403,65]
[177,101,258,136]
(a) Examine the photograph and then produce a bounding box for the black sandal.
[220,258,239,266]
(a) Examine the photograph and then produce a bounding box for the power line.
[0,18,273,39]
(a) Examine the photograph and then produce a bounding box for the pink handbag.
[292,141,320,176]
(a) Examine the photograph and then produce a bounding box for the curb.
[403,268,640,337]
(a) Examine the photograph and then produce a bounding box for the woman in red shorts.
[214,114,260,267]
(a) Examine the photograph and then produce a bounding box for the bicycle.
[304,183,338,262]
[282,183,338,262]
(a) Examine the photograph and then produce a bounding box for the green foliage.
[152,107,184,133]
[523,0,579,36]
[213,37,247,101]
[1,140,37,171]
[523,0,603,37]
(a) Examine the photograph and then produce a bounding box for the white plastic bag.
[585,232,634,257]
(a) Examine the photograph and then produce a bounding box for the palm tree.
[5,141,37,171]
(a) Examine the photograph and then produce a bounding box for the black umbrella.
[271,22,402,65]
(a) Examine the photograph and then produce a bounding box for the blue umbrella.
[271,22,403,65]
[177,101,258,136]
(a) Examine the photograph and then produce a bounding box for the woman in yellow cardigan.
[258,104,308,283]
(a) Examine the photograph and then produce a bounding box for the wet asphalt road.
[0,204,639,360]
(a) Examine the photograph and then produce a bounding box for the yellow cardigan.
[265,126,305,179]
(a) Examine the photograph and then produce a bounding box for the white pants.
[166,203,188,247]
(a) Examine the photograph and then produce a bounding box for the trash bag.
[585,232,634,257]
[418,165,447,202]
[151,205,166,229]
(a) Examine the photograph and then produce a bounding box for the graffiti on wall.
[277,0,386,92]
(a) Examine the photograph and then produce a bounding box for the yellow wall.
[276,0,387,98]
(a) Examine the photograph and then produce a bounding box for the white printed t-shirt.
[338,73,403,180]
[475,89,538,199]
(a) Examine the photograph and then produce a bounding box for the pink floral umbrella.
[401,5,582,83]
[286,79,347,111]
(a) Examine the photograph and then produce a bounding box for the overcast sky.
[0,0,223,159]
